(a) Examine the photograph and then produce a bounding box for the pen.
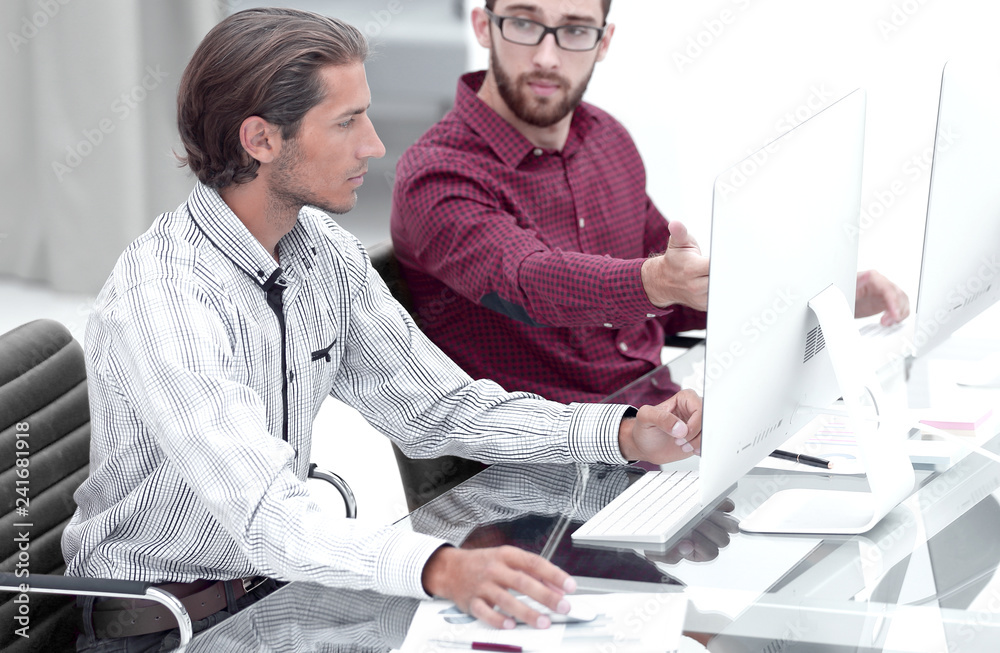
[770,448,833,469]
[431,640,526,652]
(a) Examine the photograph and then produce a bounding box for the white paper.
[399,593,687,653]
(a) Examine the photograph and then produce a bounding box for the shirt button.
[603,323,614,329]
[646,313,656,318]
[578,218,585,229]
[533,148,543,156]
[619,342,629,352]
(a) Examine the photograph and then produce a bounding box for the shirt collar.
[185,182,319,289]
[455,70,598,168]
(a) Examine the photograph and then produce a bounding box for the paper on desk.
[754,414,867,476]
[399,593,687,653]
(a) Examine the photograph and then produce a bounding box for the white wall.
[463,0,1000,298]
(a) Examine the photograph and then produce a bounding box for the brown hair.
[485,0,612,22]
[177,8,368,189]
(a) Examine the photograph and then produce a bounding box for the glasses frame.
[484,8,606,52]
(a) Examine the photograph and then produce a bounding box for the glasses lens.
[556,26,600,51]
[501,17,545,45]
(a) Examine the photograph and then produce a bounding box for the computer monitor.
[701,89,914,534]
[911,58,1000,374]
[573,89,914,550]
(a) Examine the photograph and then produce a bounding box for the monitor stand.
[955,352,1000,388]
[740,285,916,535]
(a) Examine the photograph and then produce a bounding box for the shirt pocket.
[306,308,341,401]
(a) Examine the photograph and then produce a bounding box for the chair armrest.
[308,463,357,519]
[0,572,192,646]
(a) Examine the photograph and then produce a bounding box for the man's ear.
[239,116,281,165]
[595,22,614,63]
[471,7,493,50]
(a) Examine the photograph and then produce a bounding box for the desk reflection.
[402,463,738,582]
[184,582,419,652]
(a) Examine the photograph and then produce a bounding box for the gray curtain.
[0,0,219,293]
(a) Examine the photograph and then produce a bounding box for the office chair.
[367,240,487,512]
[0,319,356,651]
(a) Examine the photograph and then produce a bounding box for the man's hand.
[422,545,576,630]
[855,270,910,326]
[643,499,739,565]
[641,221,710,311]
[618,389,703,464]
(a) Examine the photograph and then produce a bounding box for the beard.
[490,46,594,128]
[266,135,357,221]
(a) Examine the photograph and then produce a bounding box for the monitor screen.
[913,58,1000,359]
[700,89,867,504]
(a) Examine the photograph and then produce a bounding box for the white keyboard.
[572,470,703,546]
[858,321,905,340]
[857,318,915,372]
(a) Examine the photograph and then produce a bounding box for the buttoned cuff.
[374,527,452,599]
[601,258,673,325]
[566,403,632,465]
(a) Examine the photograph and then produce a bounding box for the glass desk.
[183,337,1000,652]
[180,448,1000,652]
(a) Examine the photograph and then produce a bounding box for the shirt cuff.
[374,527,452,599]
[601,258,673,323]
[566,403,632,465]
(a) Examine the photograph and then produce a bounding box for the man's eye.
[339,118,355,128]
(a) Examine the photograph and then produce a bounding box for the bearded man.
[391,0,908,406]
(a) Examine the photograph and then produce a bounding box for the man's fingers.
[670,390,704,450]
[708,509,741,535]
[502,547,574,599]
[492,589,551,629]
[668,220,699,250]
[688,528,723,562]
[694,517,733,550]
[470,597,516,630]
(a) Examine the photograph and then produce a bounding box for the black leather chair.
[0,319,356,651]
[367,241,487,512]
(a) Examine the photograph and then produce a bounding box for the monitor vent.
[742,418,784,452]
[803,325,826,363]
[960,283,993,309]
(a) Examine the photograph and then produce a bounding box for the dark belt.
[90,577,263,639]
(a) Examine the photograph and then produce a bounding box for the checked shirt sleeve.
[394,162,662,329]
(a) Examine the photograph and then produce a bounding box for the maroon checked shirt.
[391,71,706,405]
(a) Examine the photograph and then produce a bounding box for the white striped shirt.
[62,183,631,598]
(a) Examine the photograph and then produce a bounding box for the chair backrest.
[366,241,487,512]
[368,240,416,316]
[0,319,91,651]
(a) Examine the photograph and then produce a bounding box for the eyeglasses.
[484,9,605,52]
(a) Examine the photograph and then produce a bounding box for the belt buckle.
[242,576,267,594]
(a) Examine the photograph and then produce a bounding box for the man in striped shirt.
[63,8,704,648]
